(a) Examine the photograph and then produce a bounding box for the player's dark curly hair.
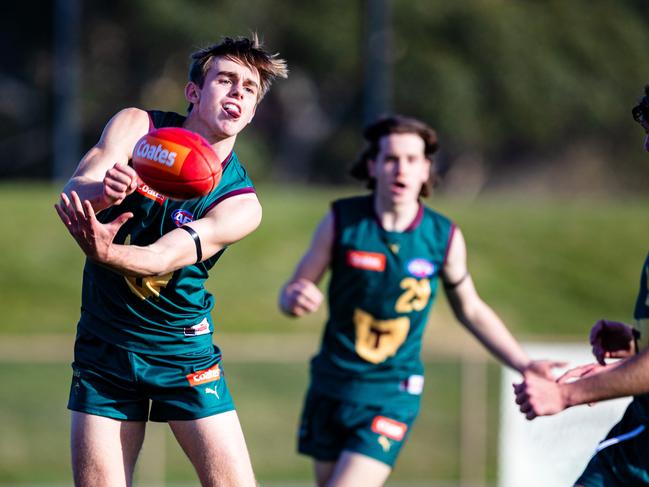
[632,84,649,124]
[350,115,439,197]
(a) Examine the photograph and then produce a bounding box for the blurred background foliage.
[3,0,649,194]
[2,3,649,484]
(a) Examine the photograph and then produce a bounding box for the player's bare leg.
[322,451,392,487]
[169,410,256,487]
[71,411,146,487]
[314,460,336,487]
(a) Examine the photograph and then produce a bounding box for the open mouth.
[391,181,407,192]
[222,102,241,119]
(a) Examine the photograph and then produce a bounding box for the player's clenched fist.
[513,371,569,420]
[279,278,324,317]
[589,319,637,365]
[102,163,139,207]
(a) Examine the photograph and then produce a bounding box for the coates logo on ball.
[133,135,189,173]
[132,127,222,200]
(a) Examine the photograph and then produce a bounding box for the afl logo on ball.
[172,209,194,227]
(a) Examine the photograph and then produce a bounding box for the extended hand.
[523,359,568,380]
[590,319,636,365]
[556,362,608,383]
[55,191,133,262]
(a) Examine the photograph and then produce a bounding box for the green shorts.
[297,387,420,467]
[68,328,235,422]
[576,400,649,487]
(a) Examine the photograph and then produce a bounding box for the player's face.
[185,57,260,139]
[368,133,430,205]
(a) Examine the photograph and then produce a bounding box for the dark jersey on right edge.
[310,195,454,404]
[630,252,649,421]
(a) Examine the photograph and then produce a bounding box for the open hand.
[523,359,568,380]
[55,191,133,262]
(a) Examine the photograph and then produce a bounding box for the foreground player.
[279,115,559,487]
[55,35,287,487]
[514,85,649,487]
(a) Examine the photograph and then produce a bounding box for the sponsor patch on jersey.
[399,374,424,395]
[137,183,166,204]
[371,416,407,441]
[186,363,221,386]
[172,209,194,227]
[406,258,435,278]
[183,317,210,336]
[347,250,386,272]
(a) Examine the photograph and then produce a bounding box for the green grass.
[1,182,645,338]
[0,181,643,484]
[0,360,500,485]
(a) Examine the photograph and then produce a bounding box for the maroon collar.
[373,199,424,233]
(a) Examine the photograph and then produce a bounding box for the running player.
[279,115,559,487]
[55,35,287,487]
[514,84,649,487]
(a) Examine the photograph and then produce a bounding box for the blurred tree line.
[3,0,649,194]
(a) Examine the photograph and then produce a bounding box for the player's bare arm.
[279,211,334,317]
[514,350,649,420]
[63,107,150,211]
[560,351,649,404]
[56,191,261,277]
[443,228,562,377]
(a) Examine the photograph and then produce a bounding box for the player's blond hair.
[350,115,440,197]
[188,33,288,104]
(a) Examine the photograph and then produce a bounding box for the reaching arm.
[62,107,150,212]
[55,190,262,277]
[278,211,334,317]
[514,352,649,420]
[443,228,558,375]
[561,351,649,404]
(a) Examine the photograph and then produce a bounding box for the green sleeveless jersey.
[78,110,255,355]
[310,195,454,403]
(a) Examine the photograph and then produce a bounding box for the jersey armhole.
[330,202,341,262]
[442,222,456,268]
[146,111,155,131]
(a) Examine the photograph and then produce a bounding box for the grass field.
[0,182,646,485]
[0,182,646,336]
[0,360,501,485]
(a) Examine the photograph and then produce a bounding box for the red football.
[131,127,222,200]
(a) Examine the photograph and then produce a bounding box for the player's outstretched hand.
[101,162,139,207]
[55,191,133,262]
[523,359,568,380]
[589,319,636,365]
[513,371,568,420]
[556,362,606,383]
[280,278,324,317]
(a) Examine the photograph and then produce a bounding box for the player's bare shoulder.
[98,108,151,155]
